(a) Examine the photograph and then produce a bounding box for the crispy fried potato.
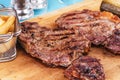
[0,37,15,53]
[8,23,14,32]
[0,18,5,26]
[0,15,9,21]
[0,16,15,34]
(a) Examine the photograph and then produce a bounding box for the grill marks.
[56,9,120,54]
[56,10,100,29]
[19,21,90,67]
[18,10,120,80]
[64,56,105,80]
[105,29,120,54]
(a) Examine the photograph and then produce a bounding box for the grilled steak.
[64,56,105,80]
[19,9,120,68]
[56,9,100,29]
[19,21,90,67]
[105,29,120,54]
[56,9,120,45]
[56,9,120,54]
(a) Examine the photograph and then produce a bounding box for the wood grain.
[1,0,120,80]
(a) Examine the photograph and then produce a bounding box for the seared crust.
[19,9,120,68]
[19,21,90,67]
[56,9,120,54]
[64,56,105,80]
[105,29,120,54]
[56,9,120,29]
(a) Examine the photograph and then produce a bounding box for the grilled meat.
[56,9,120,54]
[19,9,120,68]
[64,56,105,80]
[56,9,100,29]
[105,29,120,54]
[19,21,91,67]
[56,9,120,45]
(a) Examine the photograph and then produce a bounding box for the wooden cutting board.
[0,0,120,80]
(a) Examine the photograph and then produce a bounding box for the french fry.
[0,16,16,54]
[8,23,14,32]
[0,15,9,21]
[0,18,5,26]
[0,16,15,34]
[0,43,8,53]
[0,37,15,54]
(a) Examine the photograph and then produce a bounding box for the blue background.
[0,0,82,18]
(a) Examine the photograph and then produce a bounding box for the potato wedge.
[0,16,15,34]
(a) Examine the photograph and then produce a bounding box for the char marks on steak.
[64,56,105,80]
[19,21,90,67]
[73,19,115,45]
[56,9,120,53]
[56,9,100,29]
[19,9,120,69]
[105,29,120,54]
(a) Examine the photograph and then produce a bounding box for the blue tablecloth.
[0,0,82,18]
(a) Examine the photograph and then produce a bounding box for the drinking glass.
[30,0,47,10]
[0,4,5,8]
[0,6,21,62]
[11,0,34,20]
[30,0,48,16]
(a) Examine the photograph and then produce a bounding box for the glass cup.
[30,0,47,10]
[0,6,21,62]
[11,0,34,20]
[30,0,48,16]
[0,4,5,8]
